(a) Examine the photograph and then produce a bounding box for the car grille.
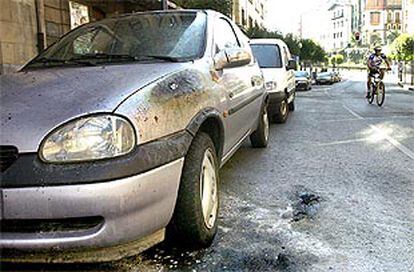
[0,145,18,172]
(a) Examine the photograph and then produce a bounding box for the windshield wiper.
[139,55,182,62]
[30,57,96,66]
[72,53,182,63]
[71,53,139,61]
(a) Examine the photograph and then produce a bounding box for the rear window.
[250,44,282,68]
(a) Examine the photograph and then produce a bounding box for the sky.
[264,0,328,35]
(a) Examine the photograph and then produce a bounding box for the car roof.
[250,38,288,47]
[110,9,220,19]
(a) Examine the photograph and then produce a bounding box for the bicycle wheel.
[376,82,385,107]
[368,84,375,104]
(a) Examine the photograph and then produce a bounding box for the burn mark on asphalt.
[291,188,323,222]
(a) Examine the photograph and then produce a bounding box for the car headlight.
[265,81,277,90]
[40,114,136,163]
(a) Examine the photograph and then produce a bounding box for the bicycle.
[367,68,389,107]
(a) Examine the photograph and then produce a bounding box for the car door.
[213,18,261,155]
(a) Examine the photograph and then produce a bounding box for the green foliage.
[330,54,345,66]
[348,49,367,64]
[387,30,400,45]
[174,0,233,17]
[246,26,326,63]
[246,26,283,39]
[390,33,414,61]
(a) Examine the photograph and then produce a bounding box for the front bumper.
[317,79,332,84]
[296,81,309,90]
[0,158,184,262]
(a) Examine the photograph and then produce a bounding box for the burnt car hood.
[0,63,185,152]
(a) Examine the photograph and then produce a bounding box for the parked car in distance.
[316,71,335,85]
[294,70,312,91]
[0,10,269,263]
[250,39,296,124]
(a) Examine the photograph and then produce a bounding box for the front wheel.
[167,132,219,248]
[250,104,269,148]
[288,100,295,111]
[367,84,375,104]
[271,99,289,123]
[376,82,385,107]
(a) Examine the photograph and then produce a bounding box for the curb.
[397,82,414,91]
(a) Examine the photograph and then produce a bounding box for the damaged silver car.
[0,10,268,262]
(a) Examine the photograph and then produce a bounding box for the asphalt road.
[3,71,414,272]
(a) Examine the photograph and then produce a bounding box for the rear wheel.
[167,132,219,248]
[250,104,269,148]
[376,82,385,107]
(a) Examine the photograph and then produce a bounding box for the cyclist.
[366,46,391,98]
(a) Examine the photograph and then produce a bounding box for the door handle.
[229,92,234,98]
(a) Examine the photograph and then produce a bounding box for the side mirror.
[214,47,252,70]
[287,59,297,70]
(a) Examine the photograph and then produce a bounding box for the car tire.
[272,99,289,123]
[167,132,219,248]
[250,104,269,148]
[288,100,295,111]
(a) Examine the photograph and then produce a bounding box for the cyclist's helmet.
[374,46,382,52]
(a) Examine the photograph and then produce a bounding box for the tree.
[246,26,283,39]
[174,0,233,17]
[299,39,327,64]
[390,34,414,84]
[330,54,344,67]
[387,30,400,45]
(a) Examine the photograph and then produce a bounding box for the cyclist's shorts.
[368,68,379,77]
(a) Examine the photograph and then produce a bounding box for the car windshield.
[25,12,206,68]
[250,44,282,68]
[318,72,331,77]
[295,71,308,77]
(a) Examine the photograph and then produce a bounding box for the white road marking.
[318,138,368,147]
[342,105,364,120]
[342,105,414,160]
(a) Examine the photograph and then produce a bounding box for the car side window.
[214,18,240,52]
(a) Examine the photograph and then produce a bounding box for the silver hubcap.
[200,149,218,229]
[280,101,287,116]
[263,110,269,142]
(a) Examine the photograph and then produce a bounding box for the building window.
[395,12,400,23]
[370,12,380,26]
[241,8,246,26]
[334,33,336,39]
[249,16,253,28]
[387,11,392,23]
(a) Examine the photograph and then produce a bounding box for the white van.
[250,39,296,123]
